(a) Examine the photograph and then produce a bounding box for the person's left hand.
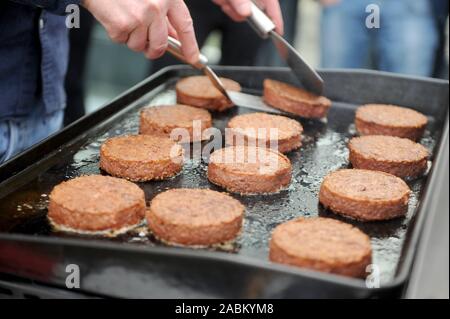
[212,0,284,35]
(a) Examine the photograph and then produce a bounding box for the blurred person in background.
[151,0,284,73]
[0,0,283,164]
[430,0,449,79]
[64,8,95,126]
[320,0,439,77]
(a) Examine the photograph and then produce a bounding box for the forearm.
[9,0,81,15]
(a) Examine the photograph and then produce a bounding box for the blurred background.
[64,0,449,126]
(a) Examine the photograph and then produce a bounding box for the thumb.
[228,0,252,17]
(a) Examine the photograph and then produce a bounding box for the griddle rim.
[0,66,448,298]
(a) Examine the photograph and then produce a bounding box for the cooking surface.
[0,78,441,285]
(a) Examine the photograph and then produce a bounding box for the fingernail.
[236,3,251,16]
[186,51,200,65]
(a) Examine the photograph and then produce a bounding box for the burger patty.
[147,188,245,247]
[100,135,183,182]
[207,146,292,194]
[355,104,428,141]
[176,76,241,112]
[270,217,372,278]
[349,135,429,179]
[226,112,303,154]
[263,79,332,118]
[140,104,212,142]
[319,169,411,221]
[48,175,146,235]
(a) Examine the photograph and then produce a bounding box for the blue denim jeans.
[321,0,439,77]
[0,102,63,163]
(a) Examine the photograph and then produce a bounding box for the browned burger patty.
[263,79,332,118]
[355,104,428,141]
[147,189,245,246]
[100,135,183,182]
[207,146,292,194]
[226,112,303,154]
[349,135,429,179]
[176,76,241,112]
[139,104,212,142]
[48,175,146,236]
[269,217,372,278]
[319,169,410,221]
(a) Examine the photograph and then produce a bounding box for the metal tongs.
[167,36,284,115]
[166,2,324,114]
[167,37,229,99]
[247,2,324,95]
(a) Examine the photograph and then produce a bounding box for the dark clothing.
[151,0,264,73]
[430,0,449,79]
[255,0,299,67]
[64,8,95,126]
[0,0,80,119]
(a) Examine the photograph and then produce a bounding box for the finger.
[228,0,252,17]
[167,19,178,39]
[168,0,199,64]
[212,0,246,22]
[146,15,168,59]
[212,0,226,5]
[221,4,246,22]
[106,18,133,44]
[127,25,148,52]
[212,0,228,7]
[264,0,284,35]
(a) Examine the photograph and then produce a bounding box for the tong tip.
[203,66,232,102]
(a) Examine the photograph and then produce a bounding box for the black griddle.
[0,67,448,298]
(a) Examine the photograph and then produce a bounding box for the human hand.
[212,0,284,35]
[82,0,200,63]
[319,0,342,7]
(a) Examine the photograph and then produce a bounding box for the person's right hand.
[319,0,341,7]
[82,0,200,63]
[212,0,284,35]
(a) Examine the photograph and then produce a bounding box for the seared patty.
[100,135,183,182]
[349,135,429,179]
[263,79,331,118]
[355,104,428,141]
[319,169,410,221]
[48,175,146,235]
[270,217,372,278]
[226,112,303,153]
[140,104,212,142]
[176,76,241,112]
[147,188,245,246]
[207,146,292,194]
